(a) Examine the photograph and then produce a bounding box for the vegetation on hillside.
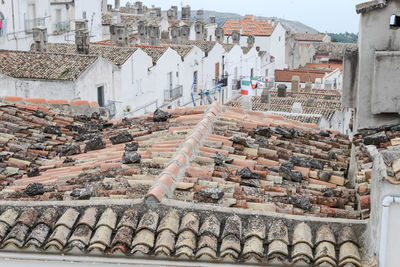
[328,32,358,43]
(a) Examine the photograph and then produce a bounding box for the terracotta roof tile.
[0,50,98,81]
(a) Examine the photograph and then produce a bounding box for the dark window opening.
[97,86,105,107]
[390,15,400,28]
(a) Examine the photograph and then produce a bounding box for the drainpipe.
[380,196,400,267]
[11,0,18,50]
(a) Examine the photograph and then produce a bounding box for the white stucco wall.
[349,1,400,130]
[224,45,243,101]
[0,0,51,50]
[180,46,205,106]
[269,23,287,70]
[74,0,102,42]
[74,57,115,109]
[0,74,74,99]
[200,43,225,91]
[119,49,154,117]
[148,48,182,109]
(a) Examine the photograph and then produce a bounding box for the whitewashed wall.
[200,43,225,91]
[0,0,51,50]
[119,49,154,118]
[148,48,182,109]
[224,45,243,101]
[180,46,205,106]
[74,0,102,42]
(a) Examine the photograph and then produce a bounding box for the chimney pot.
[32,26,48,52]
[277,84,287,97]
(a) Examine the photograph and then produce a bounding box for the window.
[250,68,254,78]
[265,69,269,78]
[168,72,173,90]
[97,86,105,107]
[83,11,87,19]
[279,36,281,42]
[193,71,198,90]
[390,15,400,29]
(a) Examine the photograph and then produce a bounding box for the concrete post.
[277,84,287,97]
[291,75,300,92]
[305,82,312,92]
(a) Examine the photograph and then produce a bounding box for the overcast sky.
[111,0,362,33]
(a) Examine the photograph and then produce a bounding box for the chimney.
[210,16,216,24]
[171,6,178,19]
[181,25,190,41]
[215,27,225,43]
[75,30,90,54]
[75,19,88,31]
[247,35,255,47]
[171,25,181,44]
[196,10,204,22]
[167,9,174,20]
[154,7,161,17]
[291,75,300,92]
[148,24,160,46]
[115,0,120,10]
[111,24,128,47]
[75,20,90,54]
[260,88,271,104]
[101,0,108,13]
[305,81,312,92]
[135,1,143,14]
[138,21,148,43]
[111,9,121,24]
[232,30,240,45]
[292,102,303,113]
[277,84,287,97]
[195,21,205,41]
[182,5,191,21]
[32,26,48,52]
[314,78,322,89]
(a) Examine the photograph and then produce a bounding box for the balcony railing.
[54,21,70,34]
[164,85,183,102]
[25,17,46,33]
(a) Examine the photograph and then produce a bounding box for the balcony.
[25,17,46,33]
[164,85,183,102]
[53,21,70,35]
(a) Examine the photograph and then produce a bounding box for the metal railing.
[54,21,70,34]
[25,17,46,33]
[164,85,183,102]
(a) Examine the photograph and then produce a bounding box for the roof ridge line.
[145,102,222,207]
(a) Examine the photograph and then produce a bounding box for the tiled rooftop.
[134,45,169,64]
[101,13,141,26]
[0,50,98,81]
[275,69,328,83]
[0,100,368,265]
[226,92,344,122]
[0,200,365,265]
[42,43,139,67]
[223,15,277,36]
[293,33,328,42]
[352,125,400,219]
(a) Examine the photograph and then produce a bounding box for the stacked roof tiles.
[0,100,368,265]
[0,202,365,265]
[352,126,400,219]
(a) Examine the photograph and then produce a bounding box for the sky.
[112,0,362,33]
